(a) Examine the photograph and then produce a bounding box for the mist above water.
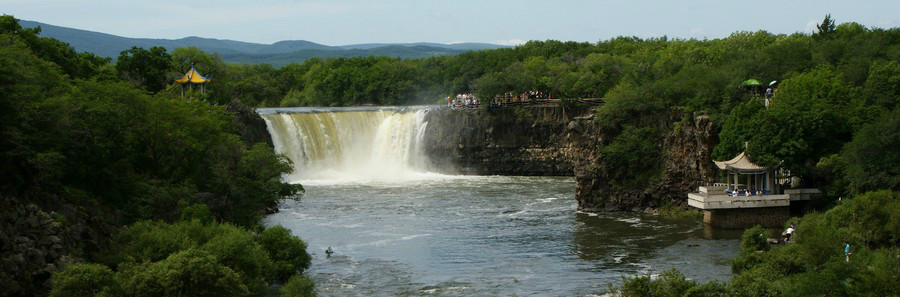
[260,107,434,184]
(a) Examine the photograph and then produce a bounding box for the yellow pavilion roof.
[175,66,209,84]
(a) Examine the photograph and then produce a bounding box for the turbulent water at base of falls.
[259,107,432,183]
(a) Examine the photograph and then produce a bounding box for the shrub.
[202,224,274,296]
[740,226,771,254]
[258,225,312,282]
[281,275,316,297]
[49,263,114,297]
[180,203,215,224]
[113,248,250,297]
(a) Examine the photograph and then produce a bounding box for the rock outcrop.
[572,110,718,211]
[421,106,718,212]
[422,106,587,176]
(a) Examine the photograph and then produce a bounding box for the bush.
[113,248,250,297]
[258,225,312,282]
[613,269,726,297]
[728,266,782,297]
[180,203,215,224]
[49,263,114,297]
[740,226,771,254]
[281,275,316,297]
[600,125,660,185]
[202,225,274,296]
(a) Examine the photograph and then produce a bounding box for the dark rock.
[421,106,717,213]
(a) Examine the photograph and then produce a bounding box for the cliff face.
[422,106,718,212]
[421,106,586,176]
[228,103,273,147]
[572,111,718,211]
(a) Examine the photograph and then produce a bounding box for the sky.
[2,0,899,46]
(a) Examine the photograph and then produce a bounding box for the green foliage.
[846,248,900,296]
[180,203,215,224]
[712,100,765,160]
[658,203,702,220]
[81,220,312,297]
[259,225,312,282]
[863,60,900,110]
[49,263,114,297]
[513,107,533,124]
[740,226,771,254]
[620,191,900,296]
[0,15,109,79]
[116,46,173,92]
[281,275,317,297]
[816,14,837,38]
[1,57,299,225]
[840,111,900,194]
[842,190,900,247]
[613,269,726,297]
[599,125,660,185]
[202,225,274,296]
[113,248,250,297]
[1,17,307,295]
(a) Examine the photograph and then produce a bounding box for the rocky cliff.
[421,106,719,212]
[571,111,719,211]
[421,106,586,176]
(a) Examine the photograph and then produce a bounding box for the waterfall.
[259,107,431,183]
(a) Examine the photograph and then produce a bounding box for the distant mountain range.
[20,20,510,66]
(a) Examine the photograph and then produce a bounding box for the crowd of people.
[495,90,552,104]
[448,93,479,108]
[447,90,555,109]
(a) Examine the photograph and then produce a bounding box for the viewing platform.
[687,152,820,229]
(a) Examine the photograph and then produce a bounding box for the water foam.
[260,107,445,183]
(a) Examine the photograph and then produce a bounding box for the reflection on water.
[264,176,740,297]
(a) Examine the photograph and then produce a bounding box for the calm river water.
[264,175,740,297]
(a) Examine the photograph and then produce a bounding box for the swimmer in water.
[325,247,333,257]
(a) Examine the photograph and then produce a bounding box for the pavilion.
[687,151,819,228]
[175,64,210,97]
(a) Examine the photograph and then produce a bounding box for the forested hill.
[18,20,508,65]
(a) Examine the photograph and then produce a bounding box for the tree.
[0,15,109,79]
[113,248,251,297]
[281,275,316,297]
[816,14,837,38]
[116,46,173,93]
[49,263,114,297]
[841,111,900,195]
[258,225,312,282]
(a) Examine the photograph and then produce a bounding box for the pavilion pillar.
[749,174,753,191]
[726,172,731,190]
[733,171,739,190]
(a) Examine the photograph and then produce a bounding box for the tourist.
[783,224,795,242]
[844,241,851,262]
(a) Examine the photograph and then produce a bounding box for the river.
[264,175,740,297]
[259,107,740,296]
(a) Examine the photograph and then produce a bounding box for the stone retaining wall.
[703,207,790,229]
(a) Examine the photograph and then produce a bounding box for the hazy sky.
[3,0,899,45]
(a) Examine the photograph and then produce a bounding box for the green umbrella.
[741,79,762,87]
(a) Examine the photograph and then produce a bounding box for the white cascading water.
[260,108,432,183]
